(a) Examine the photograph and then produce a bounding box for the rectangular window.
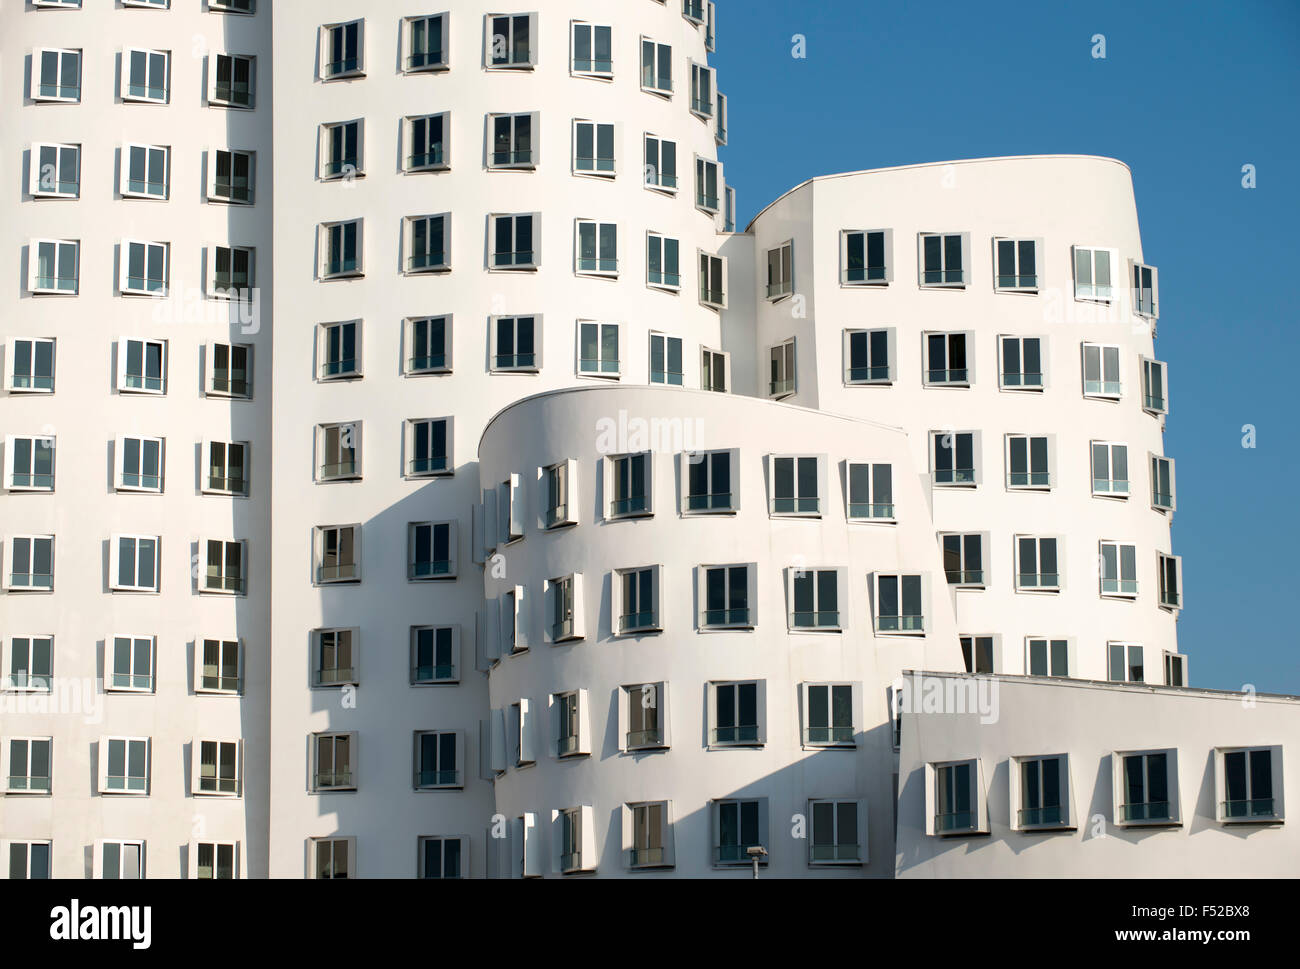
[649,332,683,385]
[408,316,450,374]
[847,462,893,521]
[314,628,356,687]
[810,800,862,864]
[193,740,239,795]
[321,120,361,179]
[699,251,725,308]
[197,638,242,693]
[723,185,737,233]
[1073,245,1117,302]
[118,338,166,394]
[695,158,719,213]
[30,142,80,198]
[576,220,618,275]
[318,321,359,379]
[202,539,245,595]
[412,626,457,684]
[210,247,254,299]
[803,684,854,746]
[548,573,583,642]
[7,842,51,880]
[1091,441,1129,497]
[1158,553,1182,611]
[209,149,253,203]
[405,14,448,72]
[683,0,706,24]
[934,761,978,833]
[770,454,820,515]
[623,684,666,750]
[1016,536,1060,591]
[1108,642,1144,683]
[573,120,615,175]
[408,418,451,477]
[961,635,995,673]
[310,839,353,879]
[712,681,762,745]
[211,53,253,108]
[492,315,539,372]
[844,328,892,384]
[994,237,1039,291]
[1028,638,1070,677]
[1018,756,1067,828]
[645,233,681,292]
[700,564,753,628]
[207,342,251,397]
[489,112,536,168]
[715,91,728,145]
[640,38,672,94]
[407,214,449,273]
[123,143,169,198]
[578,322,619,376]
[941,533,984,586]
[606,452,652,518]
[5,636,53,692]
[1099,541,1138,598]
[100,737,149,793]
[555,690,590,756]
[1006,434,1051,489]
[405,113,447,172]
[1219,748,1279,822]
[628,801,671,868]
[193,842,238,880]
[409,521,455,579]
[876,574,925,633]
[1082,343,1121,398]
[316,525,360,583]
[120,240,168,295]
[317,423,360,481]
[419,837,464,878]
[8,338,55,393]
[1000,336,1043,389]
[323,20,363,78]
[33,48,81,102]
[932,431,976,486]
[487,13,536,69]
[320,220,362,277]
[7,536,54,591]
[109,635,154,691]
[644,134,678,191]
[414,731,461,788]
[30,239,79,294]
[6,738,52,793]
[210,0,255,12]
[616,567,659,633]
[1132,262,1159,317]
[704,0,717,50]
[769,338,796,398]
[123,48,169,102]
[789,569,840,630]
[919,232,968,287]
[204,441,247,496]
[925,332,970,386]
[684,449,735,513]
[1151,455,1176,512]
[543,459,578,528]
[572,21,612,76]
[841,229,891,285]
[1118,750,1174,823]
[701,347,728,392]
[6,436,55,491]
[312,733,355,790]
[1164,651,1187,688]
[1142,358,1168,415]
[689,61,715,118]
[491,213,537,269]
[97,841,145,880]
[714,799,766,866]
[765,241,793,300]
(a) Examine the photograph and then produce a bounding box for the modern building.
[2,0,1293,879]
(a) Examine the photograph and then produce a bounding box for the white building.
[2,0,1292,879]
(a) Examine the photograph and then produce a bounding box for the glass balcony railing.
[1101,578,1138,596]
[8,775,51,792]
[493,250,535,269]
[848,502,895,519]
[804,726,854,745]
[325,57,360,77]
[4,674,51,692]
[629,846,664,867]
[557,735,580,756]
[39,83,80,100]
[876,615,924,633]
[1008,471,1051,488]
[1019,805,1064,827]
[810,843,860,862]
[769,378,795,396]
[1122,801,1171,822]
[416,769,459,787]
[573,56,613,74]
[1093,478,1129,494]
[1222,798,1275,820]
[110,672,153,690]
[696,192,719,211]
[626,729,663,749]
[409,354,447,372]
[686,492,732,512]
[322,158,359,178]
[700,287,724,305]
[1018,572,1060,590]
[407,146,446,170]
[314,668,356,686]
[1002,371,1044,388]
[923,268,966,286]
[409,560,452,579]
[200,673,241,692]
[317,563,358,582]
[207,475,245,494]
[647,269,680,288]
[313,770,353,789]
[408,251,447,272]
[198,775,238,794]
[551,619,576,641]
[579,357,620,375]
[1144,393,1166,412]
[711,725,759,744]
[650,369,684,386]
[211,373,249,396]
[544,504,569,528]
[766,280,792,299]
[213,178,250,203]
[997,273,1038,289]
[610,495,648,516]
[927,368,969,384]
[934,468,976,485]
[576,155,615,173]
[319,461,357,479]
[702,608,751,627]
[127,177,167,196]
[619,611,657,633]
[842,266,887,284]
[409,456,448,475]
[771,496,818,514]
[204,574,245,594]
[847,365,890,382]
[9,572,53,590]
[714,844,762,864]
[11,473,54,489]
[791,611,839,629]
[406,50,445,71]
[12,374,55,391]
[935,810,976,833]
[493,353,536,370]
[945,569,983,585]
[123,373,164,392]
[1085,379,1122,396]
[412,664,455,682]
[646,171,678,190]
[690,96,713,117]
[127,82,166,100]
[491,149,533,167]
[35,274,77,292]
[213,82,251,106]
[577,256,618,274]
[1153,491,1174,509]
[105,775,147,792]
[560,852,581,872]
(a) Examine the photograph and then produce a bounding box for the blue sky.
[714,0,1300,694]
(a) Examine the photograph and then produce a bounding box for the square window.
[405,14,449,73]
[698,563,755,629]
[710,681,765,746]
[414,731,462,789]
[191,842,238,879]
[411,626,458,684]
[1016,536,1061,592]
[313,628,358,687]
[1082,343,1122,398]
[620,683,668,750]
[875,574,926,634]
[121,143,168,199]
[418,837,465,878]
[106,534,159,590]
[488,113,537,169]
[117,338,166,394]
[319,220,362,278]
[7,841,52,879]
[1012,755,1072,829]
[841,229,891,285]
[407,418,452,477]
[208,149,254,204]
[960,635,996,673]
[486,13,537,69]
[29,142,80,198]
[407,316,451,374]
[405,113,448,172]
[802,683,856,746]
[1216,746,1282,823]
[7,338,56,393]
[1006,434,1052,489]
[196,638,242,694]
[809,799,864,864]
[682,448,737,513]
[5,636,53,692]
[206,341,252,397]
[209,247,255,300]
[1073,245,1117,302]
[576,219,618,276]
[578,321,620,377]
[931,430,978,486]
[203,441,249,496]
[5,435,56,492]
[1099,540,1138,598]
[1091,441,1129,497]
[315,524,361,584]
[122,48,170,103]
[99,736,150,794]
[941,533,984,587]
[406,214,450,273]
[640,37,672,94]
[924,332,971,387]
[209,53,254,108]
[573,120,616,176]
[846,461,894,521]
[5,737,52,794]
[311,733,356,791]
[1027,637,1070,677]
[320,119,363,179]
[769,454,821,516]
[322,20,364,78]
[201,538,246,595]
[918,232,969,287]
[649,332,682,385]
[192,739,240,796]
[699,251,726,309]
[608,452,653,518]
[644,134,678,192]
[119,240,169,296]
[409,521,456,579]
[490,213,537,270]
[787,568,841,631]
[624,801,674,869]
[7,535,55,591]
[316,422,360,481]
[491,315,540,372]
[712,797,768,865]
[95,840,145,879]
[318,321,360,380]
[1114,749,1179,825]
[999,336,1044,390]
[614,566,660,634]
[29,239,79,294]
[843,328,893,384]
[31,48,81,102]
[930,759,986,835]
[309,838,354,878]
[108,635,154,692]
[993,237,1040,292]
[1108,641,1145,683]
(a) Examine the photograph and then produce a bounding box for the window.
[1014,536,1060,592]
[1014,755,1070,829]
[415,731,462,789]
[765,240,793,300]
[918,232,969,287]
[1142,358,1168,415]
[315,525,360,583]
[322,20,364,78]
[29,142,79,198]
[699,251,726,308]
[117,338,166,394]
[197,638,242,694]
[491,213,537,270]
[683,449,737,513]
[625,801,674,868]
[1073,245,1117,301]
[713,798,768,865]
[412,626,458,684]
[1131,262,1159,318]
[6,738,52,793]
[309,838,354,879]
[769,338,796,398]
[554,689,591,757]
[1150,455,1176,512]
[193,740,239,795]
[312,733,355,791]
[492,315,539,372]
[542,459,579,529]
[1082,343,1121,398]
[609,452,652,518]
[317,321,359,380]
[932,760,983,834]
[1164,651,1188,687]
[313,628,357,687]
[643,233,682,292]
[931,431,977,486]
[701,347,728,392]
[1108,642,1144,683]
[96,841,144,880]
[317,422,360,481]
[498,474,524,544]
[487,13,536,68]
[1091,442,1129,497]
[924,332,971,386]
[573,120,615,175]
[202,539,245,595]
[695,157,719,213]
[407,214,449,273]
[192,842,238,880]
[770,454,821,515]
[204,441,248,496]
[209,0,254,12]
[941,533,984,587]
[1218,747,1281,822]
[578,322,619,377]
[405,14,448,72]
[407,418,451,477]
[210,53,253,107]
[788,568,841,631]
[1099,540,1138,598]
[319,220,362,278]
[876,574,925,634]
[404,113,448,173]
[993,237,1039,292]
[555,806,597,874]
[810,800,864,864]
[409,521,456,579]
[321,120,362,179]
[1006,434,1051,489]
[644,134,677,191]
[1158,553,1182,611]
[209,247,254,300]
[961,635,995,673]
[100,737,149,793]
[5,636,52,692]
[711,681,764,746]
[7,536,54,591]
[546,573,584,642]
[621,683,668,750]
[1115,750,1178,824]
[119,240,168,296]
[699,564,755,629]
[723,185,736,233]
[122,48,169,102]
[683,0,706,24]
[488,113,536,169]
[571,21,612,77]
[803,684,855,746]
[704,0,717,50]
[847,462,894,521]
[29,239,78,294]
[840,229,891,284]
[7,842,51,880]
[5,436,55,492]
[649,332,683,385]
[206,342,251,397]
[640,38,672,94]
[576,220,618,276]
[32,48,80,102]
[689,61,715,118]
[407,316,450,374]
[209,149,254,204]
[8,338,55,392]
[843,329,893,384]
[1000,336,1043,390]
[615,566,660,633]
[120,143,168,199]
[122,0,168,7]
[1028,638,1070,677]
[419,837,464,879]
[108,635,154,692]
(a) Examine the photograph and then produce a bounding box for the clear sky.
[713,0,1300,694]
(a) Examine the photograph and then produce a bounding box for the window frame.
[6,337,56,393]
[5,535,55,592]
[1214,746,1284,824]
[1090,440,1130,499]
[643,133,678,193]
[1072,245,1119,303]
[622,800,675,869]
[1112,748,1180,826]
[697,563,757,630]
[1014,534,1062,593]
[4,736,53,794]
[639,37,673,96]
[311,732,358,792]
[612,565,662,635]
[490,314,542,373]
[108,534,158,593]
[648,331,684,386]
[314,524,362,585]
[1141,357,1169,416]
[873,573,927,635]
[605,451,654,520]
[808,798,867,866]
[1150,453,1176,513]
[4,435,56,493]
[403,13,450,74]
[319,118,364,180]
[31,47,82,103]
[1157,552,1182,612]
[576,321,621,378]
[489,212,539,271]
[1010,754,1074,831]
[486,112,539,171]
[207,52,255,109]
[681,448,740,515]
[842,328,895,385]
[930,430,980,488]
[922,330,974,388]
[207,148,255,205]
[764,239,794,301]
[411,625,460,685]
[998,335,1046,391]
[107,634,155,693]
[315,422,361,482]
[4,635,54,693]
[708,680,767,748]
[992,237,1041,293]
[405,315,452,375]
[917,231,970,288]
[191,738,241,797]
[94,840,146,880]
[190,841,240,880]
[1026,636,1073,678]
[927,758,988,836]
[29,142,80,199]
[28,238,79,295]
[405,213,451,274]
[801,682,858,748]
[403,112,449,173]
[940,532,985,588]
[570,20,613,79]
[195,637,244,695]
[320,19,365,80]
[1004,433,1053,491]
[619,682,670,752]
[698,250,726,309]
[405,417,453,479]
[318,219,363,279]
[767,453,825,518]
[785,566,845,632]
[98,735,151,795]
[413,730,464,790]
[120,142,169,200]
[485,12,538,70]
[572,119,617,177]
[200,537,246,596]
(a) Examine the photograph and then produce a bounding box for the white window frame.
[846,460,895,523]
[486,112,539,170]
[190,841,240,879]
[764,239,793,301]
[1099,540,1139,599]
[840,228,892,286]
[1214,746,1284,824]
[689,61,715,119]
[1010,754,1074,831]
[408,520,457,581]
[711,797,769,866]
[403,13,449,74]
[808,798,867,865]
[490,314,542,373]
[29,142,80,199]
[195,637,243,695]
[926,758,989,836]
[1131,260,1159,318]
[311,732,357,792]
[1015,535,1062,593]
[30,48,81,103]
[572,119,617,177]
[681,448,739,515]
[698,250,726,309]
[697,563,757,630]
[319,118,364,180]
[544,573,586,644]
[109,534,158,593]
[200,537,246,596]
[485,12,538,70]
[1150,453,1176,513]
[318,220,363,279]
[577,321,620,378]
[405,213,451,274]
[1073,245,1118,302]
[404,112,449,173]
[1108,641,1146,683]
[619,683,670,752]
[639,37,672,95]
[207,246,255,301]
[316,422,361,482]
[1004,433,1053,491]
[118,239,169,296]
[4,536,54,593]
[622,801,675,869]
[843,328,894,385]
[1141,357,1169,416]
[648,331,683,386]
[121,48,170,104]
[1082,342,1122,399]
[708,680,767,748]
[701,346,729,392]
[321,19,365,79]
[4,635,54,693]
[551,689,592,758]
[94,840,145,880]
[694,156,720,214]
[801,682,859,748]
[922,330,973,388]
[605,451,654,520]
[644,133,678,193]
[107,634,155,693]
[207,52,255,109]
[308,837,356,879]
[411,625,460,685]
[940,532,986,588]
[28,238,79,295]
[767,453,825,518]
[6,337,56,393]
[874,573,927,635]
[960,634,998,674]
[191,738,241,797]
[1026,637,1073,678]
[314,524,361,585]
[120,143,169,200]
[312,627,358,688]
[1090,440,1129,498]
[570,20,613,79]
[413,730,464,790]
[930,430,980,487]
[768,337,796,398]
[1163,650,1188,688]
[786,566,845,632]
[202,440,249,498]
[2,840,52,879]
[98,736,150,795]
[1158,552,1183,612]
[316,320,360,381]
[5,435,56,492]
[489,212,539,271]
[205,340,253,397]
[917,231,970,288]
[992,237,1042,293]
[405,417,453,478]
[1112,748,1181,826]
[406,315,452,375]
[575,219,619,277]
[539,458,580,530]
[4,737,53,794]
[612,565,662,635]
[207,148,255,204]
